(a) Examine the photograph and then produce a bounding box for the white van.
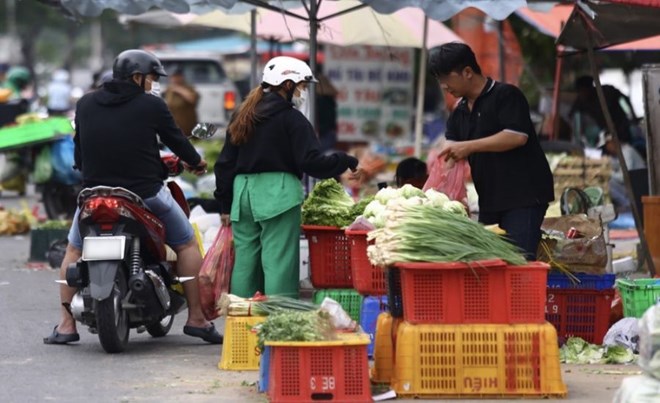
[154,51,240,130]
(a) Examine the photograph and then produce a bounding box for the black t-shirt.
[446,79,554,213]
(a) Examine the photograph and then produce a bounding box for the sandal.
[43,326,80,345]
[183,323,223,344]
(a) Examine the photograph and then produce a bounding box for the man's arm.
[439,130,527,161]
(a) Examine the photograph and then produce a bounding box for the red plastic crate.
[267,334,371,402]
[545,288,614,344]
[345,229,386,295]
[302,225,352,288]
[394,260,549,324]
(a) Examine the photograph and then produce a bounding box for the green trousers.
[230,173,302,298]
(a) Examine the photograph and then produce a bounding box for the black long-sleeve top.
[214,92,357,214]
[74,80,201,199]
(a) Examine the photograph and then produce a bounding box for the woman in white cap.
[214,56,362,298]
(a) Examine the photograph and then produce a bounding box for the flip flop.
[183,323,223,344]
[43,326,80,345]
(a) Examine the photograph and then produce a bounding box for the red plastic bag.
[423,154,469,203]
[198,226,234,320]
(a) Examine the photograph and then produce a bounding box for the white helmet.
[262,56,318,87]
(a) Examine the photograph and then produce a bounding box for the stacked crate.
[545,272,616,344]
[345,229,389,357]
[374,260,568,398]
[551,155,611,201]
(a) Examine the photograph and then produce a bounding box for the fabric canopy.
[556,0,660,50]
[516,4,660,50]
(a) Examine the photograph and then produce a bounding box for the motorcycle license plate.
[82,236,126,261]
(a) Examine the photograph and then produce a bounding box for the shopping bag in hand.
[198,226,234,320]
[423,154,469,204]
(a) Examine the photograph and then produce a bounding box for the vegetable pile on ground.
[559,337,636,364]
[302,179,355,228]
[366,188,526,266]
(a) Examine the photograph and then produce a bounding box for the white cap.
[262,56,318,87]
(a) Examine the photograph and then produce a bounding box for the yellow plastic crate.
[218,316,265,371]
[393,322,567,398]
[370,312,403,384]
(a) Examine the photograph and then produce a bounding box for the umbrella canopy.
[190,2,463,48]
[516,4,660,50]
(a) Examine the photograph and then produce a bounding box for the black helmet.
[112,49,167,80]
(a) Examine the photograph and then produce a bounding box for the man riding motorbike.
[44,49,222,345]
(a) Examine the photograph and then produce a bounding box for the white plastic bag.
[320,297,357,331]
[613,375,660,403]
[638,303,660,379]
[604,317,640,352]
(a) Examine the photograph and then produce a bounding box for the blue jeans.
[479,204,548,261]
[67,186,194,250]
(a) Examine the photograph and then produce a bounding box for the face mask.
[149,81,161,97]
[292,87,307,109]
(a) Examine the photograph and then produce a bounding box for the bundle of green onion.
[217,293,319,317]
[367,203,527,266]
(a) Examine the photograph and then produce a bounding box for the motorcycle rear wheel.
[96,268,130,353]
[146,315,174,338]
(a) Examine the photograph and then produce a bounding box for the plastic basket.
[545,288,614,344]
[394,260,548,324]
[371,312,402,384]
[345,229,386,295]
[547,272,616,290]
[312,289,363,322]
[386,268,403,318]
[218,316,264,371]
[616,278,660,318]
[302,225,352,288]
[266,333,371,403]
[359,296,389,357]
[392,322,567,398]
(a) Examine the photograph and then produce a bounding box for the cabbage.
[559,337,635,364]
[604,345,635,364]
[425,189,450,207]
[397,184,426,199]
[375,187,399,204]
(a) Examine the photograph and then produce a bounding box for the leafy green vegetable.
[37,220,70,230]
[559,337,636,364]
[302,179,355,228]
[398,184,425,199]
[349,195,375,221]
[256,310,335,350]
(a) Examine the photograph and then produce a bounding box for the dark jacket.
[214,92,358,214]
[74,80,201,199]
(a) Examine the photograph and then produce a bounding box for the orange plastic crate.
[371,312,403,384]
[392,322,567,398]
[394,260,549,324]
[545,288,615,344]
[302,225,352,288]
[345,229,386,295]
[266,334,371,402]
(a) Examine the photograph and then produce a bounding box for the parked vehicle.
[155,51,240,131]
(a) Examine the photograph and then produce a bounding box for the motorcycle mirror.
[191,123,217,139]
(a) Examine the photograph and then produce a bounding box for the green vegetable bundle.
[302,179,355,228]
[217,293,318,317]
[256,310,335,350]
[367,203,527,266]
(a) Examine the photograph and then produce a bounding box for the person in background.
[430,42,554,260]
[395,157,428,189]
[597,131,646,213]
[315,64,338,152]
[47,69,73,116]
[570,75,638,150]
[214,56,362,299]
[3,66,32,100]
[163,66,199,137]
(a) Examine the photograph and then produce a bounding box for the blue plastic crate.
[359,296,389,357]
[547,272,615,290]
[258,346,270,393]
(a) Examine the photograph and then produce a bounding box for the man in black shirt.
[429,43,554,260]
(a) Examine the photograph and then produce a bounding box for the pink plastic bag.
[423,155,469,204]
[198,226,234,320]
